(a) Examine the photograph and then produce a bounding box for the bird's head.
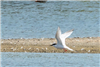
[50,43,57,46]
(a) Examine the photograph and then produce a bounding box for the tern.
[50,27,74,52]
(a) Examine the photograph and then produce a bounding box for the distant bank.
[1,37,100,53]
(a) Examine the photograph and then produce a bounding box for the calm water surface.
[1,1,100,39]
[1,52,100,67]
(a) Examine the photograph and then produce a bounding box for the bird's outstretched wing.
[61,29,74,51]
[61,29,74,39]
[55,27,63,46]
[55,27,74,45]
[60,29,74,45]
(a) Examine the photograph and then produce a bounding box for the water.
[1,1,100,39]
[1,52,100,67]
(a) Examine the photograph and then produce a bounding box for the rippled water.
[1,52,100,67]
[1,1,100,39]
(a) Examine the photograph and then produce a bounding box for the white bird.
[50,27,74,52]
[21,46,23,49]
[88,50,90,52]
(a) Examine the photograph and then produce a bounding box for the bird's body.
[51,27,74,52]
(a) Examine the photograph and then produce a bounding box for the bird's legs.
[63,48,67,52]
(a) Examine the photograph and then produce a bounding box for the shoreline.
[1,37,100,53]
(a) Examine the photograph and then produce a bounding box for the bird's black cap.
[50,43,56,46]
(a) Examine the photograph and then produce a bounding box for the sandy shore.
[1,37,100,53]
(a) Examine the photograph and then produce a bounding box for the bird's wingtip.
[68,29,74,32]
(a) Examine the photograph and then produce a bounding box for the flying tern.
[50,27,74,52]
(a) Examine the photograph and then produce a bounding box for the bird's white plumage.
[54,27,74,51]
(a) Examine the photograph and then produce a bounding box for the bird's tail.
[66,46,74,51]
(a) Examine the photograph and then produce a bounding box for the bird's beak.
[50,44,53,46]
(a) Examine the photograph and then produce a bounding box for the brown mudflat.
[1,37,100,53]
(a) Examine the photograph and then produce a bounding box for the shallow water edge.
[1,52,100,67]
